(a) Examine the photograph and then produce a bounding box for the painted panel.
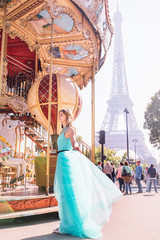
[46,66,79,77]
[48,45,88,60]
[26,10,74,35]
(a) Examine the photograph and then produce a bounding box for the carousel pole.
[23,134,27,190]
[91,57,95,163]
[23,134,27,161]
[14,127,18,158]
[0,0,7,97]
[46,18,54,196]
[35,51,38,77]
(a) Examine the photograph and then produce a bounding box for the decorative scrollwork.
[7,0,45,22]
[3,0,21,9]
[1,59,8,94]
[19,3,49,27]
[47,0,62,17]
[7,28,36,52]
[6,196,58,212]
[19,1,82,35]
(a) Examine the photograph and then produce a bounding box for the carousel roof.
[0,0,113,89]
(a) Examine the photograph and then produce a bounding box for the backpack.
[122,168,127,177]
[122,167,131,177]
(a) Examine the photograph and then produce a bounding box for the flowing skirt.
[54,150,122,239]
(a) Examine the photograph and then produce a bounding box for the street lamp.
[124,108,129,161]
[132,139,137,163]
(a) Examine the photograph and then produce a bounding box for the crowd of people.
[97,160,159,194]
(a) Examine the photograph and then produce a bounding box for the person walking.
[131,169,135,184]
[144,166,149,192]
[97,161,102,171]
[116,162,125,192]
[103,161,113,179]
[111,162,115,182]
[156,173,159,186]
[135,160,143,193]
[54,109,122,238]
[148,164,158,193]
[122,161,132,194]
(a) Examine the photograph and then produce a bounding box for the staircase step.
[35,139,44,143]
[27,133,36,136]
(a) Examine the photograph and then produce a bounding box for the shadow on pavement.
[0,212,59,229]
[143,194,155,197]
[22,233,90,240]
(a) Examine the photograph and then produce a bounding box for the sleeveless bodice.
[57,132,72,151]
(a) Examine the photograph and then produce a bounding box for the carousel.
[0,0,113,219]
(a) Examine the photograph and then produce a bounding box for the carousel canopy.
[0,0,113,89]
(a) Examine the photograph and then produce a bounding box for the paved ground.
[0,189,160,240]
[103,191,160,240]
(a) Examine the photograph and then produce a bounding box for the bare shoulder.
[69,126,76,135]
[65,126,75,138]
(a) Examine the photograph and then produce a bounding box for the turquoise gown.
[54,129,122,239]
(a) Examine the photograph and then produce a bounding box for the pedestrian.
[122,161,132,194]
[97,161,102,171]
[131,169,135,184]
[53,109,122,238]
[148,164,158,193]
[156,173,159,186]
[116,162,125,192]
[103,161,113,180]
[144,166,149,192]
[111,162,115,182]
[144,166,148,184]
[135,160,143,193]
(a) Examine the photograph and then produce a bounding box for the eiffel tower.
[100,7,156,165]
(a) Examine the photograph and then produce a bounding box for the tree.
[95,146,121,168]
[121,152,136,170]
[122,152,127,161]
[95,146,101,165]
[144,90,160,149]
[142,163,147,171]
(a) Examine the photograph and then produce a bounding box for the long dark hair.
[125,161,129,166]
[59,109,73,128]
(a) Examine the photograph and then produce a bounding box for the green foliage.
[131,164,136,171]
[95,146,101,165]
[121,151,136,170]
[95,146,121,168]
[76,135,82,140]
[142,163,147,171]
[144,90,160,149]
[122,152,127,161]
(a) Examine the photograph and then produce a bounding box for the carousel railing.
[10,113,48,152]
[24,114,48,143]
[10,113,91,157]
[24,116,91,158]
[24,124,48,153]
[4,54,34,100]
[76,137,91,159]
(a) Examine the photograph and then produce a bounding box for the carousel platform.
[0,205,58,221]
[0,184,58,220]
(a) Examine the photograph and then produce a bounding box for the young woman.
[54,109,122,239]
[122,161,132,194]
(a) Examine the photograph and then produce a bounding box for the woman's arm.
[65,127,77,148]
[65,127,82,152]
